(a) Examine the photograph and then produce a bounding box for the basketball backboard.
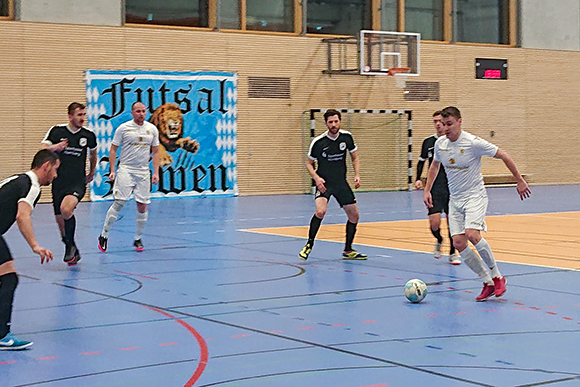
[360,30,420,76]
[322,30,420,78]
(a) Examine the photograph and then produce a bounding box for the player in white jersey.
[423,106,531,301]
[98,102,160,252]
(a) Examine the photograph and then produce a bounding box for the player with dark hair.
[299,109,367,261]
[415,110,460,265]
[41,102,97,265]
[424,106,531,301]
[98,101,160,252]
[0,149,59,350]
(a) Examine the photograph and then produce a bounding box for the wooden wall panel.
[1,21,580,199]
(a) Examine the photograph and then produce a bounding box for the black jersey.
[308,130,357,184]
[418,134,448,193]
[0,172,41,235]
[42,125,97,187]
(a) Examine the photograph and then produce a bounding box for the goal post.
[304,109,413,193]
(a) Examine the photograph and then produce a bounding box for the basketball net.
[388,67,411,89]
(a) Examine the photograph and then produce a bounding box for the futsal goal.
[303,108,413,193]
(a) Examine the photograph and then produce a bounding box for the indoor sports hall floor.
[3,185,580,387]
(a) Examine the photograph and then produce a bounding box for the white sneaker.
[449,252,461,265]
[433,242,442,259]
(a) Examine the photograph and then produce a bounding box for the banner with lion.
[85,70,238,200]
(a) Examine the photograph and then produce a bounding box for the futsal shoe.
[492,276,507,297]
[299,243,312,260]
[342,250,367,260]
[448,252,461,265]
[98,235,108,252]
[63,244,78,264]
[67,249,81,266]
[433,241,442,259]
[133,239,144,252]
[475,283,495,302]
[0,333,33,350]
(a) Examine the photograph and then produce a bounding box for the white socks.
[474,238,501,278]
[135,211,148,240]
[460,247,493,285]
[101,200,126,237]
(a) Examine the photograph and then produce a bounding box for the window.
[246,0,294,32]
[456,0,509,44]
[307,0,371,36]
[381,0,398,31]
[219,0,241,29]
[405,0,444,41]
[125,0,209,28]
[1,0,10,17]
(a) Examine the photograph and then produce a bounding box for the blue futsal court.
[2,185,580,386]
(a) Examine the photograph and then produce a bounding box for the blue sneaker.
[0,333,33,350]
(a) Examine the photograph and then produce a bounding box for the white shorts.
[448,194,488,237]
[113,167,151,204]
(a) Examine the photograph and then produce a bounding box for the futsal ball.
[404,279,428,303]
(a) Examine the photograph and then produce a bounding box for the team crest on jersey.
[460,149,464,154]
[449,158,455,164]
[79,138,87,147]
[139,137,143,141]
[339,142,346,151]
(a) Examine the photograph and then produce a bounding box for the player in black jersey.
[415,111,460,265]
[0,150,59,350]
[299,109,367,261]
[41,102,97,265]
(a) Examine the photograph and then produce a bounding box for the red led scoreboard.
[475,58,508,80]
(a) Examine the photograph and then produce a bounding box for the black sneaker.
[98,235,108,252]
[63,244,77,263]
[64,245,81,266]
[133,239,144,252]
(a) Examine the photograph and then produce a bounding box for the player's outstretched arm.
[494,148,531,200]
[15,202,53,264]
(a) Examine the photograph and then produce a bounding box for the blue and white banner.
[85,70,238,201]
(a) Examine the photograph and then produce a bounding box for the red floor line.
[148,307,209,387]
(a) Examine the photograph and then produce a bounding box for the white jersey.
[112,120,160,171]
[434,130,498,201]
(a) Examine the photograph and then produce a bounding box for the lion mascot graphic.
[149,103,200,166]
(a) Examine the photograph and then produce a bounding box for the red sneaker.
[493,276,507,297]
[476,283,495,302]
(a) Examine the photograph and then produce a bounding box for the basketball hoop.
[388,67,411,88]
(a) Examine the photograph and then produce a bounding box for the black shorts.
[428,189,449,216]
[0,236,13,266]
[52,183,86,215]
[315,180,356,207]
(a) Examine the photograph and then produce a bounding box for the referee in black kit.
[299,109,367,261]
[0,149,59,350]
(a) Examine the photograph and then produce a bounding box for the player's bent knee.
[112,199,126,212]
[315,210,326,219]
[465,229,482,244]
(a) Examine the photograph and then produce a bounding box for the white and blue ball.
[404,279,428,303]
